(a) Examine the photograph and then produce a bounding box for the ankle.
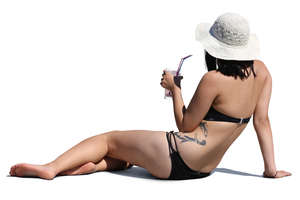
[43,162,58,177]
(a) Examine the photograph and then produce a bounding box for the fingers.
[161,70,166,86]
[160,77,164,86]
[276,170,292,178]
[160,70,174,88]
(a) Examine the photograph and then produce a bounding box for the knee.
[102,130,120,154]
[101,130,120,137]
[98,130,119,141]
[109,130,120,133]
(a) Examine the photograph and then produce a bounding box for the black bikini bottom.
[161,130,211,180]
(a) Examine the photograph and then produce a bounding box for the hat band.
[209,22,249,47]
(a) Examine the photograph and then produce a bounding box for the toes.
[13,165,17,176]
[13,164,21,176]
[10,165,17,176]
[9,166,13,175]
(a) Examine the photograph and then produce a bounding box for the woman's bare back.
[171,60,268,173]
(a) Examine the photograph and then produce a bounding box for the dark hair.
[205,51,256,80]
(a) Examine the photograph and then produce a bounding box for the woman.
[9,12,291,180]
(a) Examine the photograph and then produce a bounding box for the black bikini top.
[203,105,252,124]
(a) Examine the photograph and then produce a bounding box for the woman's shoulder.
[204,70,220,79]
[254,59,272,78]
[200,70,221,86]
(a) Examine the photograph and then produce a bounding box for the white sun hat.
[195,12,260,60]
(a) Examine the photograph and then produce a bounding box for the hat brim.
[195,23,260,60]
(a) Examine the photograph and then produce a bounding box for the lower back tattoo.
[173,121,208,146]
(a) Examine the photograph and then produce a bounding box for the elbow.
[181,121,190,132]
[181,120,192,132]
[181,122,194,133]
[181,117,186,132]
[180,120,186,132]
[181,114,193,132]
[181,115,197,132]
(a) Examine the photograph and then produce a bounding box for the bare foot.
[59,162,96,176]
[9,163,56,180]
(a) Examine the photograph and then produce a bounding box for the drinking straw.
[176,54,192,76]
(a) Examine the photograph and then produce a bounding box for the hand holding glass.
[163,55,192,99]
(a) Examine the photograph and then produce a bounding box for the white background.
[1,0,299,199]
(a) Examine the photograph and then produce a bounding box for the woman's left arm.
[171,87,186,132]
[160,70,186,132]
[160,70,217,132]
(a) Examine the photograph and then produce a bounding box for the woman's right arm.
[253,61,291,178]
[253,117,277,177]
[253,71,277,176]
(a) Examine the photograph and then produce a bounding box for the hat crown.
[209,12,250,46]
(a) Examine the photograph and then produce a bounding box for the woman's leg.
[59,157,133,176]
[10,130,114,180]
[10,129,172,180]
